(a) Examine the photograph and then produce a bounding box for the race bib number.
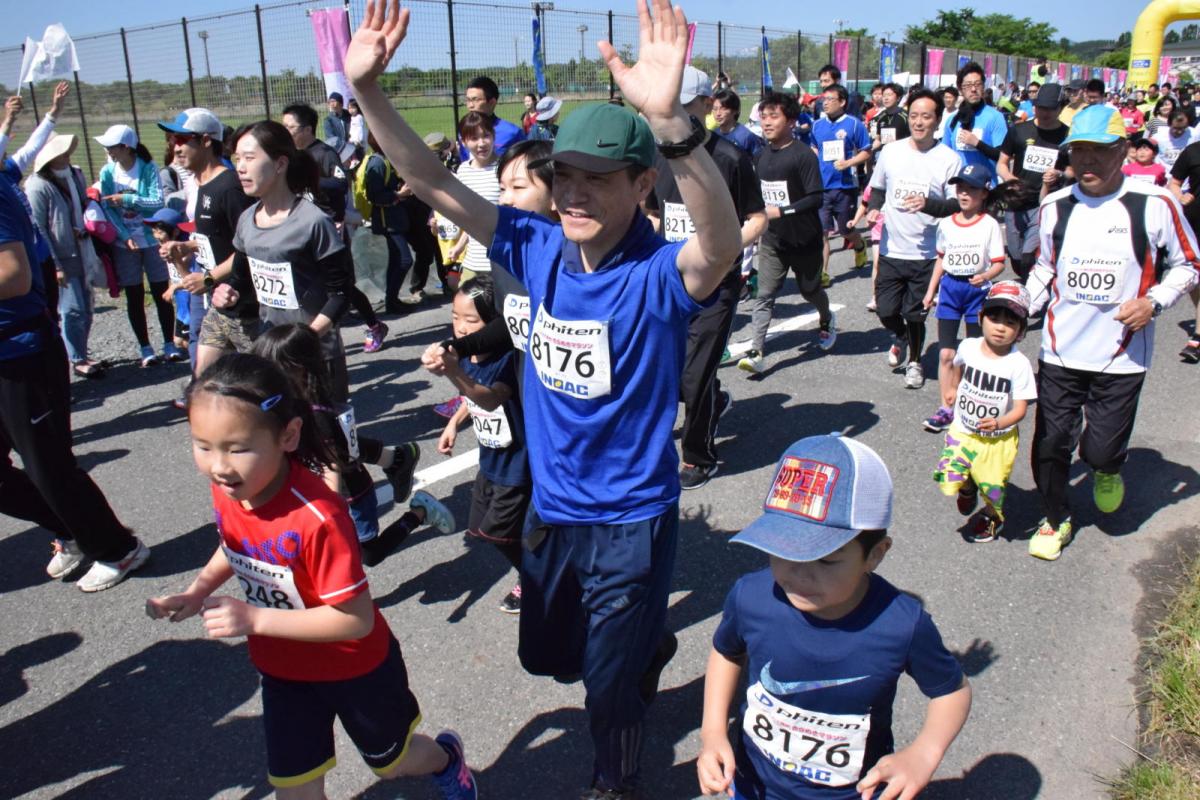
[1022,145,1058,174]
[1061,258,1122,305]
[247,257,299,310]
[955,383,1007,433]
[1128,172,1157,183]
[528,305,611,400]
[892,179,929,206]
[437,219,460,241]
[943,244,984,277]
[956,127,984,151]
[744,682,869,788]
[662,201,695,243]
[761,179,791,208]
[336,403,359,461]
[222,544,305,610]
[821,140,843,162]
[465,397,513,449]
[191,232,216,269]
[503,293,531,350]
[880,127,897,145]
[167,261,183,283]
[1162,149,1182,168]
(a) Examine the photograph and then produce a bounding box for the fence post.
[920,44,927,87]
[73,70,95,180]
[26,84,39,120]
[255,5,271,117]
[796,30,802,81]
[716,21,723,79]
[119,27,140,139]
[900,43,906,77]
[827,33,832,67]
[447,0,461,128]
[854,36,861,88]
[760,26,766,95]
[182,17,197,107]
[607,10,615,100]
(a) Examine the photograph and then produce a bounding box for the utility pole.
[578,24,588,62]
[198,30,211,78]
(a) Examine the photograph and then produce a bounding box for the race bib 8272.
[247,257,299,310]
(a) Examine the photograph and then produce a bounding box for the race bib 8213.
[662,201,695,243]
[528,304,611,400]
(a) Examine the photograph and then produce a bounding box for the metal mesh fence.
[0,1,1110,182]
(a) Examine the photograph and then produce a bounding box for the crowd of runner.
[1,0,1198,798]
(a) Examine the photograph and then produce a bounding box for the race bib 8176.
[528,305,611,400]
[744,682,869,788]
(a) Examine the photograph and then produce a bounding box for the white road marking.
[724,303,846,358]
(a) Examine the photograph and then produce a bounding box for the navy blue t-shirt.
[461,349,529,487]
[0,176,49,361]
[713,570,964,800]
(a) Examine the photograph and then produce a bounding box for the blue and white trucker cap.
[732,433,893,562]
[158,108,224,140]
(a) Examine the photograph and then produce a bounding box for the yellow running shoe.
[1029,518,1074,561]
[820,271,832,288]
[1093,471,1125,513]
[854,246,868,268]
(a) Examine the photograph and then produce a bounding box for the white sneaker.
[905,362,925,389]
[738,350,764,374]
[818,312,837,351]
[47,539,88,579]
[77,538,150,592]
[887,338,905,368]
[411,490,456,534]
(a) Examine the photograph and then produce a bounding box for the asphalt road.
[2,245,1199,800]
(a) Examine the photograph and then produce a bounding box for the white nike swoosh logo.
[761,662,870,695]
[31,411,52,424]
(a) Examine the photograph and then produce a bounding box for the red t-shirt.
[212,460,391,681]
[1122,161,1167,187]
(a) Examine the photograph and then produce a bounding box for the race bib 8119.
[528,304,611,400]
[744,682,869,788]
[761,180,791,208]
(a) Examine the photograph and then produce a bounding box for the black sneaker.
[638,631,678,705]
[1181,340,1200,363]
[384,442,420,503]
[680,462,718,491]
[499,583,521,614]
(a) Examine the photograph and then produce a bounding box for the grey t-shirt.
[868,139,961,260]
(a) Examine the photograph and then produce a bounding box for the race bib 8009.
[744,682,869,788]
[1061,256,1123,305]
[662,201,695,243]
[528,305,611,400]
[247,257,299,310]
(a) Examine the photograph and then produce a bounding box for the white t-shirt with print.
[951,337,1036,435]
[935,213,1006,278]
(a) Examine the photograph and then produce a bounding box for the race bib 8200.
[528,305,611,400]
[942,243,985,277]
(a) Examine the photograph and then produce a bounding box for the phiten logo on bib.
[764,456,840,523]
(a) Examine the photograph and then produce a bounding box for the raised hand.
[344,0,411,87]
[597,0,688,126]
[50,81,69,117]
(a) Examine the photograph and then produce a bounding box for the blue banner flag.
[532,17,547,95]
[1006,56,1014,85]
[879,44,895,84]
[762,35,773,89]
[957,54,970,69]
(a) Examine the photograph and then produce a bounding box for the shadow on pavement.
[922,752,1042,799]
[0,526,53,594]
[71,399,187,447]
[139,523,223,580]
[0,632,82,708]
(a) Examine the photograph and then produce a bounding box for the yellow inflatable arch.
[1129,0,1200,87]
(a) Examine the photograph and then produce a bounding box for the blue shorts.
[261,636,422,788]
[936,274,988,323]
[819,188,858,236]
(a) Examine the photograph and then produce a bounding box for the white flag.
[783,67,800,90]
[19,24,81,85]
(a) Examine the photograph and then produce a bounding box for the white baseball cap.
[94,124,138,149]
[679,66,713,105]
[157,108,224,140]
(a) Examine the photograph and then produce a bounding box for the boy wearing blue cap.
[698,434,971,800]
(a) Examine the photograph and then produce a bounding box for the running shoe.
[1029,518,1074,561]
[1093,471,1126,514]
[737,350,763,374]
[887,338,905,368]
[431,731,477,800]
[411,490,456,534]
[499,583,522,614]
[819,271,832,288]
[866,297,877,312]
[434,396,463,419]
[720,347,734,365]
[853,246,868,268]
[1180,340,1200,363]
[956,481,978,516]
[969,512,1003,543]
[384,442,421,504]
[47,539,88,579]
[923,406,955,433]
[363,321,389,353]
[161,342,188,363]
[77,538,150,592]
[818,311,838,351]
[680,462,718,490]
[904,362,925,389]
[139,345,159,368]
[638,630,678,706]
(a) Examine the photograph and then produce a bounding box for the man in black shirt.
[736,91,831,375]
[871,82,910,152]
[1168,139,1200,362]
[644,66,767,490]
[997,83,1069,282]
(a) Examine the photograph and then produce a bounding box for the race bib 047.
[247,257,299,310]
[529,305,611,400]
[465,397,513,449]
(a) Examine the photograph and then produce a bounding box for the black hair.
[818,63,841,81]
[150,221,184,240]
[186,351,336,473]
[1170,109,1191,126]
[467,75,500,101]
[822,84,849,104]
[712,88,742,118]
[956,60,985,87]
[498,139,553,190]
[524,91,539,104]
[981,179,1034,217]
[981,304,1029,339]
[906,88,945,120]
[458,110,496,141]
[458,274,498,323]
[232,120,320,197]
[881,82,904,99]
[1085,78,1105,94]
[1027,80,1041,89]
[942,85,960,99]
[869,82,885,94]
[759,91,800,120]
[1155,96,1176,117]
[250,324,336,410]
[854,529,888,556]
[281,103,318,131]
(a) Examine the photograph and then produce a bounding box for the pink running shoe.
[363,321,389,354]
[434,396,463,419]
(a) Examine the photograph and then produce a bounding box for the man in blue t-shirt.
[697,434,971,799]
[811,84,872,282]
[457,75,526,163]
[941,61,1008,184]
[347,2,743,796]
[0,178,148,593]
[712,88,764,158]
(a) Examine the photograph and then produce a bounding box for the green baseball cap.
[536,103,655,173]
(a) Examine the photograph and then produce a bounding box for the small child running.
[699,433,971,799]
[1122,137,1167,186]
[146,352,477,799]
[922,164,1009,433]
[933,281,1037,543]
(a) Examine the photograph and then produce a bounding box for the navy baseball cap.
[732,434,893,562]
[949,163,990,190]
[145,208,187,228]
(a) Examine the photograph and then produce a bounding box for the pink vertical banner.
[684,23,697,64]
[984,55,994,85]
[310,7,353,103]
[1119,69,1127,86]
[833,38,851,75]
[926,48,944,86]
[1057,62,1068,82]
[1161,55,1174,83]
[1103,67,1112,87]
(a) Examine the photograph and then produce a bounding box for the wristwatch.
[1149,298,1163,318]
[656,116,706,159]
[202,271,215,290]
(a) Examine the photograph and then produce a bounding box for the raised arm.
[345,0,497,248]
